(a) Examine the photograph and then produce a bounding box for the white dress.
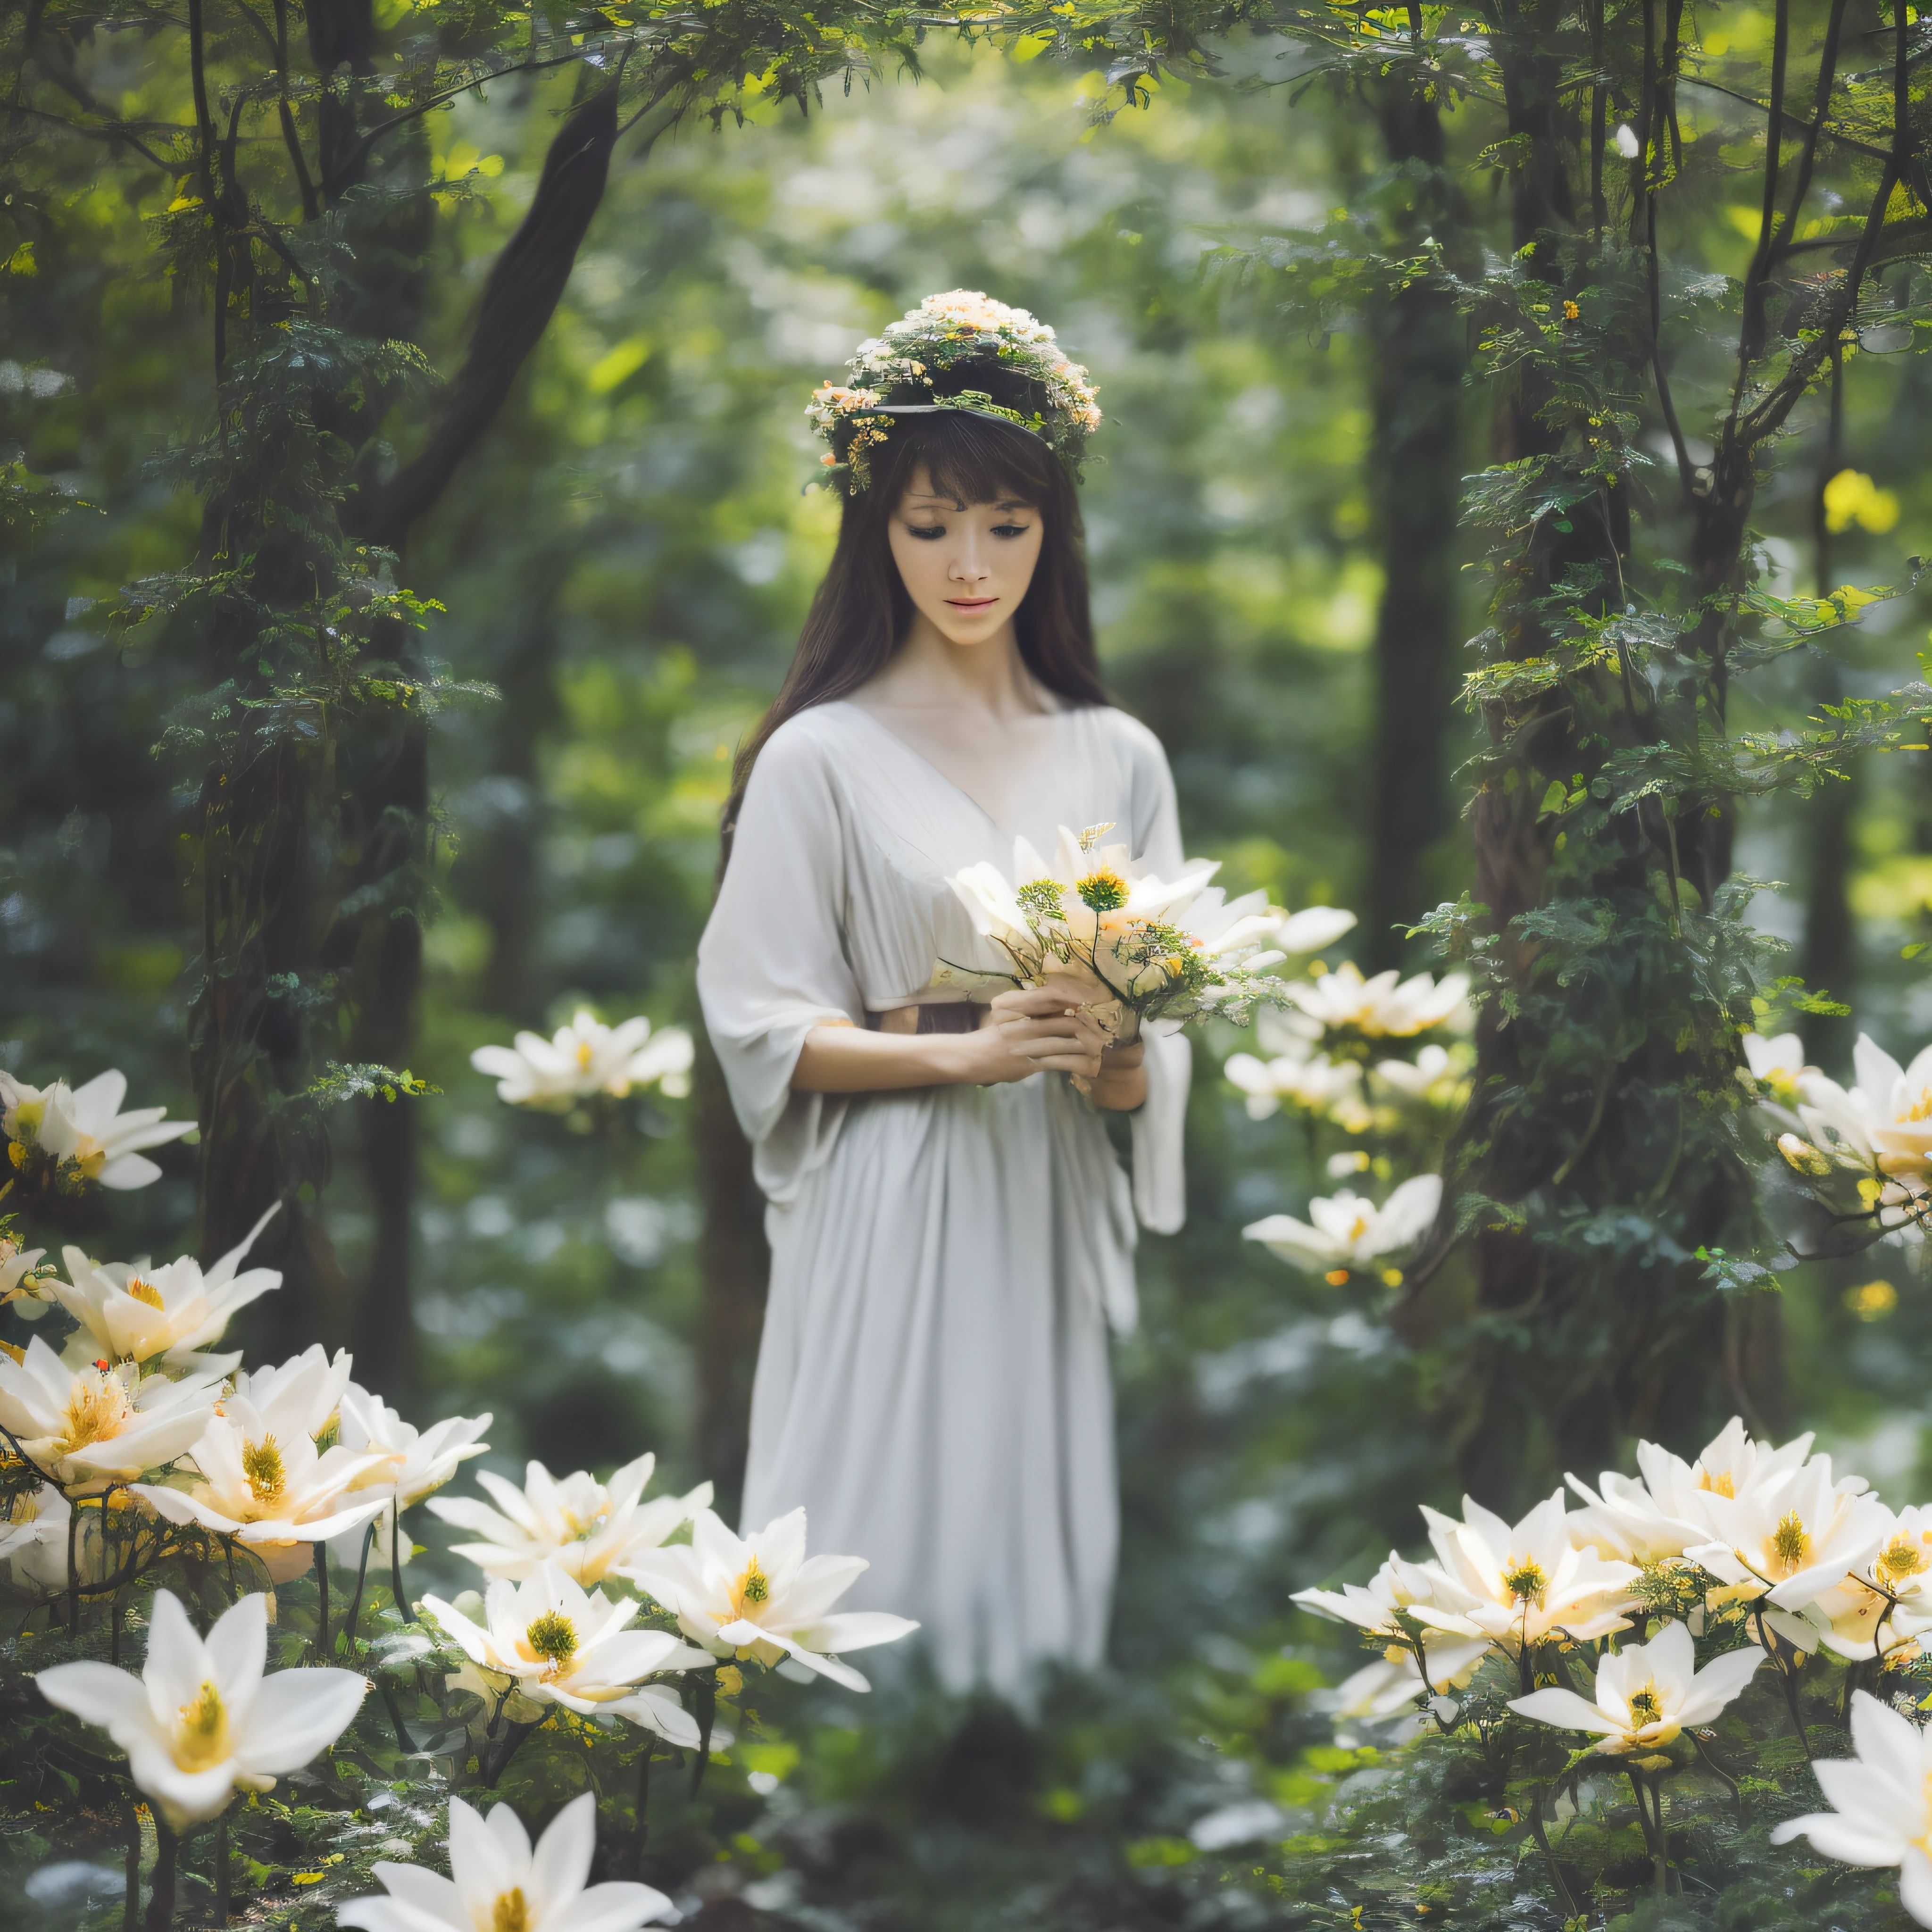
[696,699,1190,1701]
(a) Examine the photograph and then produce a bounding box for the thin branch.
[1681,75,1892,166]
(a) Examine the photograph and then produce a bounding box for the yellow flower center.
[1627,1682,1662,1726]
[242,1437,287,1509]
[575,1041,594,1071]
[492,1888,530,1932]
[1770,1510,1812,1576]
[125,1277,166,1309]
[1883,1537,1928,1582]
[1906,1087,1932,1124]
[173,1680,230,1772]
[524,1610,578,1675]
[1698,1468,1736,1499]
[731,1555,773,1620]
[59,1369,131,1453]
[1076,869,1129,912]
[1502,1557,1549,1609]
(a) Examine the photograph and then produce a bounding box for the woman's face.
[886,463,1044,649]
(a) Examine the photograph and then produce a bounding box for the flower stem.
[216,1813,230,1925]
[312,1541,330,1656]
[391,1504,414,1622]
[630,1738,655,1881]
[143,1819,176,1932]
[342,1519,377,1657]
[1626,1767,1669,1898]
[1527,1795,1579,1920]
[1756,1609,1816,1774]
[122,1796,141,1932]
[67,1497,81,1638]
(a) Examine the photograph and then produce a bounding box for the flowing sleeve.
[1120,713,1191,1236]
[697,719,861,1206]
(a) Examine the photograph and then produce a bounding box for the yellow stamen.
[1502,1557,1549,1609]
[575,1041,594,1071]
[242,1437,287,1509]
[731,1555,772,1620]
[1698,1469,1736,1499]
[173,1680,230,1772]
[59,1369,131,1453]
[1770,1510,1811,1577]
[125,1277,165,1309]
[1627,1682,1662,1725]
[524,1610,578,1676]
[492,1889,530,1932]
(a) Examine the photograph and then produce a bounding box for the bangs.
[884,412,1057,508]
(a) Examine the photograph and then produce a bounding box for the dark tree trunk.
[1362,79,1468,970]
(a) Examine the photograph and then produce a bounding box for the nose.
[949,537,990,583]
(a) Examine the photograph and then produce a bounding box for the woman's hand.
[1084,1039,1148,1113]
[959,987,1108,1085]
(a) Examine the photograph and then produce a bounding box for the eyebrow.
[902,495,1035,511]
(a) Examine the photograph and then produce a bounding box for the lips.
[945,597,998,609]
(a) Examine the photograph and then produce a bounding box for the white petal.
[529,1790,596,1910]
[232,1666,366,1775]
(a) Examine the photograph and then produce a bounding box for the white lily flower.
[1244,1175,1441,1282]
[36,1590,365,1829]
[1415,1490,1637,1653]
[0,1482,110,1590]
[1687,1451,1890,1634]
[1224,1048,1369,1130]
[1813,1506,1932,1662]
[337,1792,675,1932]
[1272,904,1358,955]
[420,1562,711,1742]
[620,1507,919,1693]
[1509,1617,1761,1754]
[0,1230,50,1307]
[1564,1469,1711,1566]
[326,1391,491,1566]
[0,1069,194,1190]
[133,1397,392,1583]
[1771,1690,1932,1923]
[51,1204,280,1374]
[0,1338,223,1493]
[1792,1038,1932,1211]
[471,1010,695,1110]
[1282,962,1471,1039]
[1740,1030,1824,1108]
[229,1344,356,1441]
[1293,1553,1492,1714]
[426,1451,708,1588]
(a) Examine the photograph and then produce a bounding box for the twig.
[342,1518,377,1656]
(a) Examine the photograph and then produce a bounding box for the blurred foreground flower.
[421,1562,710,1741]
[36,1590,365,1829]
[337,1791,675,1932]
[1223,1043,1368,1130]
[623,1507,919,1692]
[1509,1617,1761,1754]
[1772,1690,1932,1925]
[52,1203,280,1373]
[0,1068,194,1191]
[472,1009,694,1109]
[1281,962,1470,1040]
[0,1481,109,1589]
[427,1450,708,1587]
[1244,1174,1441,1283]
[0,1340,222,1491]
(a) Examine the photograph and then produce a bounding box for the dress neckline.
[828,698,1076,833]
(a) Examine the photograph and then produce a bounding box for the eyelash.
[906,522,1032,541]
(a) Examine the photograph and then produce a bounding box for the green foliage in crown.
[806,290,1102,493]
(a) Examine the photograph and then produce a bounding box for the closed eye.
[906,524,946,541]
[991,522,1032,538]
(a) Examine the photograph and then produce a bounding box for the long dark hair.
[722,411,1109,859]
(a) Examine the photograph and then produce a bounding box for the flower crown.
[806,290,1102,495]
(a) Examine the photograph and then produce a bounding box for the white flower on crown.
[52,1204,281,1374]
[0,1069,194,1190]
[471,1009,694,1109]
[36,1590,366,1829]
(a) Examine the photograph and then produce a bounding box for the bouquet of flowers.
[935,823,1299,1042]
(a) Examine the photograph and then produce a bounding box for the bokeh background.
[8,26,1932,1925]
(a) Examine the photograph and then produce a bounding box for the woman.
[698,292,1189,1702]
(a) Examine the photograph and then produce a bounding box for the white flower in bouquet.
[945,824,1288,1034]
[1223,1045,1369,1131]
[0,1068,194,1190]
[35,1590,365,1829]
[621,1506,919,1693]
[133,1394,392,1582]
[1282,962,1471,1040]
[337,1792,675,1932]
[471,1009,695,1110]
[420,1561,711,1743]
[51,1204,281,1374]
[1509,1617,1762,1755]
[1414,1490,1637,1653]
[1293,1553,1491,1715]
[0,1339,223,1492]
[1687,1451,1890,1641]
[1772,1690,1932,1924]
[1813,1507,1932,1662]
[427,1451,709,1588]
[229,1343,356,1441]
[1244,1175,1441,1283]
